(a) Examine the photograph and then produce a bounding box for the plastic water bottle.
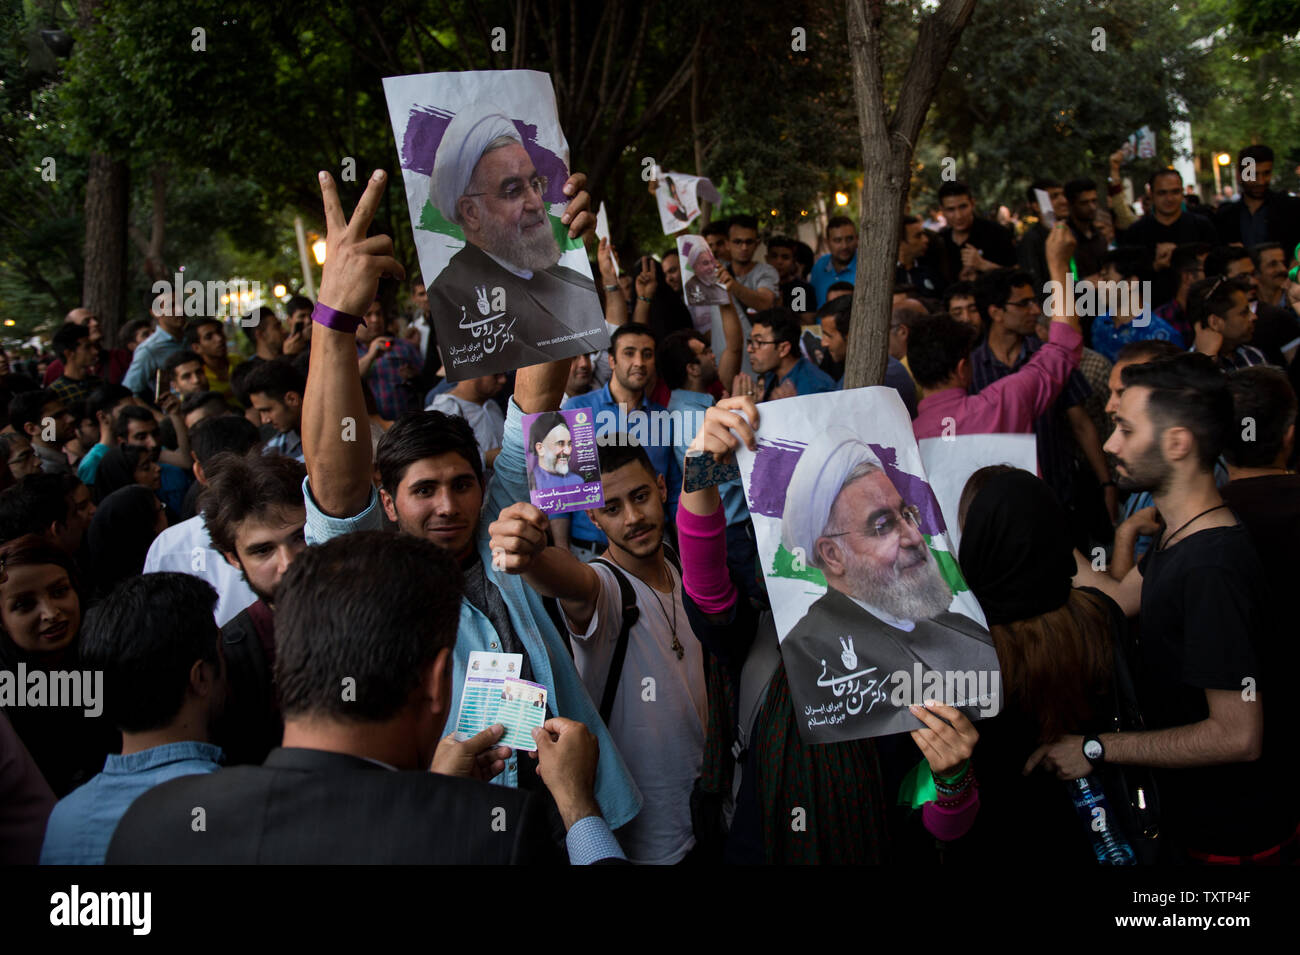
[1070,777,1136,865]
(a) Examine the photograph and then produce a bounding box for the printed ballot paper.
[454,651,548,751]
[383,70,609,380]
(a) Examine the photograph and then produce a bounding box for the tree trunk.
[843,0,976,390]
[82,153,129,339]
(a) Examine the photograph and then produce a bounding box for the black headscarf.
[958,469,1076,626]
[85,485,163,599]
[636,256,693,341]
[93,445,148,504]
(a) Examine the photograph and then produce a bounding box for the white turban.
[430,105,522,224]
[680,237,710,271]
[781,426,882,559]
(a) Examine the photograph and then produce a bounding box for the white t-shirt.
[142,514,257,626]
[428,393,505,467]
[565,560,707,865]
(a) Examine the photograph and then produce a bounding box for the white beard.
[843,545,953,621]
[476,203,561,272]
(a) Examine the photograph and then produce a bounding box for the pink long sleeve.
[675,503,737,615]
[922,789,981,841]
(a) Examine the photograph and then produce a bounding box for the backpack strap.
[589,558,639,727]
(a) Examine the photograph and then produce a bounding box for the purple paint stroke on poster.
[400,106,569,206]
[747,438,806,519]
[868,443,946,536]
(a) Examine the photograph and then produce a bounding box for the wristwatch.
[1083,736,1105,766]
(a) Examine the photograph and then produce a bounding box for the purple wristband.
[311,302,364,334]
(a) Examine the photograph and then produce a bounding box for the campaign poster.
[522,408,604,515]
[383,70,610,381]
[654,167,720,235]
[677,234,730,307]
[735,389,1001,744]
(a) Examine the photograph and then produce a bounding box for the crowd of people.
[1,140,1298,867]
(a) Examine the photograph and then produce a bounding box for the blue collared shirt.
[264,429,305,463]
[40,741,224,865]
[762,356,837,399]
[122,326,185,398]
[1089,312,1180,363]
[562,384,681,546]
[301,399,644,832]
[665,389,749,527]
[809,252,857,306]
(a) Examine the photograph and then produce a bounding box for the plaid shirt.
[970,334,1091,504]
[357,337,424,420]
[48,374,100,407]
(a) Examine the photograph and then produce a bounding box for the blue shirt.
[762,356,837,399]
[40,741,224,865]
[300,400,643,833]
[1089,312,1179,363]
[562,384,681,546]
[534,467,584,490]
[265,429,305,463]
[666,389,749,527]
[158,461,190,516]
[809,252,856,306]
[122,326,185,398]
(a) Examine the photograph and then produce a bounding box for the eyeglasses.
[746,337,776,348]
[464,175,549,204]
[1003,296,1040,310]
[824,504,923,539]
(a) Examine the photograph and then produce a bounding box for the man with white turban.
[427,104,608,380]
[779,427,999,743]
[680,237,728,307]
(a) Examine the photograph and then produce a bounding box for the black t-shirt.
[1136,523,1290,855]
[938,217,1017,284]
[1121,212,1220,306]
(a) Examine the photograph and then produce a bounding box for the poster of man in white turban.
[677,234,730,307]
[383,70,610,381]
[735,389,1001,745]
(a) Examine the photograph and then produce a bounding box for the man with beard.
[1213,145,1300,256]
[1051,354,1293,863]
[778,428,999,744]
[528,412,584,490]
[427,105,607,378]
[38,573,226,864]
[489,438,708,864]
[1188,276,1265,371]
[661,249,683,296]
[205,452,308,765]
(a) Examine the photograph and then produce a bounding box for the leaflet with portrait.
[522,408,604,515]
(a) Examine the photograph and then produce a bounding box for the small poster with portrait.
[654,167,720,235]
[382,69,610,381]
[522,408,604,515]
[735,388,1001,745]
[677,234,730,307]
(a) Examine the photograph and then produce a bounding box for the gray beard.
[843,547,953,621]
[475,205,561,272]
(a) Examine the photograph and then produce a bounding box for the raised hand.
[488,501,551,574]
[909,700,979,778]
[315,169,406,318]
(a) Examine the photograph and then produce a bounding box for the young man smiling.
[298,166,641,831]
[489,438,707,864]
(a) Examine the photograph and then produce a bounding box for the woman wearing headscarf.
[85,485,169,601]
[955,465,1122,863]
[0,535,118,797]
[92,444,160,503]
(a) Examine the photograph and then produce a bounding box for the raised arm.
[489,501,601,632]
[716,301,744,390]
[597,239,628,328]
[303,170,404,517]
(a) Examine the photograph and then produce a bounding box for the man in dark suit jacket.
[107,531,626,865]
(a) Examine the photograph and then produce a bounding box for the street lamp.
[834,192,849,206]
[273,284,287,298]
[1214,152,1232,197]
[311,239,327,265]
